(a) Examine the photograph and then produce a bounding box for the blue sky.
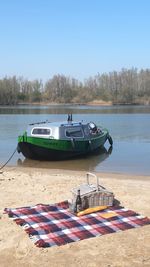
[0,0,150,81]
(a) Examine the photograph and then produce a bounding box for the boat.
[17,114,113,160]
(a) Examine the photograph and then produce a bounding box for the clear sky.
[0,0,150,81]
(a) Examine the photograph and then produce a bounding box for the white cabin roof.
[26,120,88,140]
[28,120,85,129]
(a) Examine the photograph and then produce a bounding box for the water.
[0,104,150,176]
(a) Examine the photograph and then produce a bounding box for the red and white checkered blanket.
[5,201,150,248]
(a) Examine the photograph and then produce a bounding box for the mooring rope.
[0,147,17,171]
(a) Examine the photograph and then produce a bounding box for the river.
[0,104,150,175]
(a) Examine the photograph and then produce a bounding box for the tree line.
[0,68,150,105]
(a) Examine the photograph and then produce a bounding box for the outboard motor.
[89,122,98,133]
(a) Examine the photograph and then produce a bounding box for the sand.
[0,167,150,267]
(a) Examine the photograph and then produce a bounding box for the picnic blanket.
[4,201,150,248]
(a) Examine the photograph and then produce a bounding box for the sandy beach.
[0,167,150,267]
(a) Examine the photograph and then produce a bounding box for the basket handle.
[86,172,99,189]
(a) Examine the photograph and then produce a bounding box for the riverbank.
[2,99,150,106]
[17,100,112,106]
[0,167,150,267]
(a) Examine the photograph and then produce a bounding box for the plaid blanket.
[5,201,150,248]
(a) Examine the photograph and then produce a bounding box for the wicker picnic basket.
[71,172,114,209]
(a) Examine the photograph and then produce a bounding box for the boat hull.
[17,132,109,160]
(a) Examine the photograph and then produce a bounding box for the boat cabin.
[26,120,102,140]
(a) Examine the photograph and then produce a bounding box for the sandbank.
[0,167,150,267]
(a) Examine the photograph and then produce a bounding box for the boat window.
[83,125,90,136]
[32,128,51,135]
[66,127,83,138]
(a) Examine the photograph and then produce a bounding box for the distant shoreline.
[7,100,150,106]
[15,100,112,106]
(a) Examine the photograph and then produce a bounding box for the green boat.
[17,115,113,160]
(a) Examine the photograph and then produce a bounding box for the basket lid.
[71,183,97,196]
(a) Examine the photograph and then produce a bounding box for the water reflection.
[17,145,113,172]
